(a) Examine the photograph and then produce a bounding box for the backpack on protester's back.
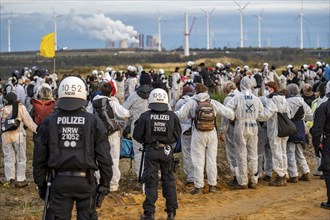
[194,99,215,131]
[3,84,13,97]
[27,84,35,98]
[31,99,56,125]
[92,97,120,135]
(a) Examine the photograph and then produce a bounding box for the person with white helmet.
[33,76,113,219]
[133,88,181,220]
[123,73,153,183]
[126,66,138,97]
[184,61,194,76]
[175,83,235,194]
[0,92,37,188]
[310,81,330,210]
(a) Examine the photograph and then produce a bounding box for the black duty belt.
[56,171,87,177]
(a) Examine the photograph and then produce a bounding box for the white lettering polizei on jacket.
[57,116,85,124]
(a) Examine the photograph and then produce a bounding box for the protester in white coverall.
[286,83,313,183]
[226,76,270,189]
[14,79,26,106]
[0,92,37,187]
[123,73,153,182]
[175,83,235,194]
[263,81,291,186]
[174,85,195,185]
[220,81,240,186]
[93,83,130,191]
[258,96,277,181]
[171,67,182,108]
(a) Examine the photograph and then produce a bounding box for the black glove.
[315,145,323,158]
[38,185,47,200]
[176,79,181,84]
[96,185,110,208]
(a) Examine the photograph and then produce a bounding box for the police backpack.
[194,99,215,131]
[92,98,120,135]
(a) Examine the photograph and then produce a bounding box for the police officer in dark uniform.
[33,76,113,219]
[310,82,330,210]
[133,88,181,220]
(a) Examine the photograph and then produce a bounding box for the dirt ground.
[1,134,330,220]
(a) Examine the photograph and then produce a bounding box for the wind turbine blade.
[201,8,207,14]
[303,16,311,24]
[51,6,56,15]
[260,7,264,17]
[294,15,300,21]
[242,2,250,10]
[210,8,216,15]
[252,15,258,18]
[233,0,241,8]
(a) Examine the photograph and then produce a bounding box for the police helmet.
[187,61,194,67]
[57,76,88,111]
[148,88,168,112]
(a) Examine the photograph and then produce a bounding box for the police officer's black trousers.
[323,171,330,203]
[46,175,97,220]
[142,147,178,213]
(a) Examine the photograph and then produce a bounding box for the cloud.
[71,13,139,44]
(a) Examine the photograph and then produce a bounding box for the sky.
[0,0,329,52]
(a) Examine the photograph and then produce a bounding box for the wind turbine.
[157,9,162,52]
[233,0,249,48]
[7,11,12,52]
[253,8,264,48]
[201,8,215,50]
[295,0,304,49]
[1,9,13,52]
[51,7,63,51]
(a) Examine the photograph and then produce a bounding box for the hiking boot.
[262,175,272,183]
[209,185,217,193]
[165,208,176,220]
[268,175,286,187]
[185,181,194,187]
[134,183,143,191]
[190,187,203,195]
[248,182,257,189]
[226,177,238,187]
[9,179,15,188]
[287,177,299,183]
[229,181,248,190]
[320,202,330,210]
[140,211,155,220]
[299,173,310,181]
[15,180,29,188]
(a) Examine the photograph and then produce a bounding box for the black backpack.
[27,84,35,97]
[3,84,13,97]
[92,98,120,135]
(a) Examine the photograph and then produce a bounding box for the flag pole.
[53,57,56,74]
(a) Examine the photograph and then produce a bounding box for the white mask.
[263,90,270,96]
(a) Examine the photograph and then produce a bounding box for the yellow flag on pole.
[40,32,55,58]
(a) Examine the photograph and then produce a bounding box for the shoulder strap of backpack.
[11,101,19,119]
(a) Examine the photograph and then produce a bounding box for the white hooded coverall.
[175,93,234,188]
